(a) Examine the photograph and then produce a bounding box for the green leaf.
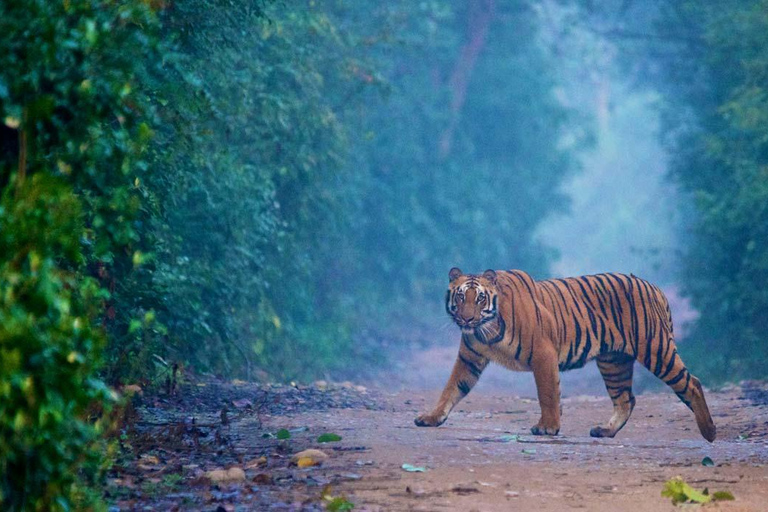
[276,428,291,440]
[317,433,342,443]
[326,496,355,511]
[702,456,714,467]
[661,477,711,505]
[401,463,427,472]
[712,491,735,501]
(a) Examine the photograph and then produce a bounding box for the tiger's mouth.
[455,314,496,330]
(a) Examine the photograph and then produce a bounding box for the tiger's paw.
[414,413,446,427]
[530,422,559,436]
[589,426,617,438]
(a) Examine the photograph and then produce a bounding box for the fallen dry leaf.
[252,473,273,485]
[290,449,329,467]
[205,467,246,483]
[139,454,160,465]
[121,384,143,397]
[244,456,267,470]
[137,453,162,471]
[297,457,318,468]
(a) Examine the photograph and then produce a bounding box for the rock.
[290,449,329,467]
[205,467,246,483]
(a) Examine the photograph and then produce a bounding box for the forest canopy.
[54,0,577,384]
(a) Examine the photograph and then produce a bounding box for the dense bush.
[0,0,158,508]
[655,1,768,381]
[106,0,578,382]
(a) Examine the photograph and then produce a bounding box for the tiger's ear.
[482,269,497,284]
[449,267,463,282]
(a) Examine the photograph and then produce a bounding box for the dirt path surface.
[111,377,768,511]
[264,385,768,511]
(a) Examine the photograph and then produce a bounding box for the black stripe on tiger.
[459,354,484,378]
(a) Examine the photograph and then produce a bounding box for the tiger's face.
[445,267,499,330]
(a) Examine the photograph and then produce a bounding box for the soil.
[108,358,768,511]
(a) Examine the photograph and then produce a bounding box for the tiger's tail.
[647,286,716,442]
[648,339,716,442]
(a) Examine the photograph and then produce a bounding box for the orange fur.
[415,268,716,442]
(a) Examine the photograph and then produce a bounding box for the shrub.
[0,0,159,508]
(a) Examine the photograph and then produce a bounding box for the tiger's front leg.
[414,344,489,427]
[530,341,561,435]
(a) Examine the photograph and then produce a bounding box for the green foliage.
[0,0,158,508]
[104,0,360,381]
[317,433,342,443]
[0,178,114,512]
[651,1,768,381]
[3,0,579,429]
[112,0,577,382]
[326,496,355,512]
[661,477,711,505]
[336,1,574,312]
[661,476,735,506]
[572,0,768,382]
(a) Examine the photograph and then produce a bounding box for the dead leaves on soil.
[205,467,246,483]
[291,449,330,467]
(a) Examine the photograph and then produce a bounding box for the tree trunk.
[439,0,496,159]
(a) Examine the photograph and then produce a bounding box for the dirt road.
[257,384,768,511]
[113,368,768,511]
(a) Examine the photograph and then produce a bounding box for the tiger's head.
[445,267,499,330]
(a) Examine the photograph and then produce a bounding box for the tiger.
[414,268,716,442]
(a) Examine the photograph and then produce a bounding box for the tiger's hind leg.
[590,353,636,438]
[643,338,716,442]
